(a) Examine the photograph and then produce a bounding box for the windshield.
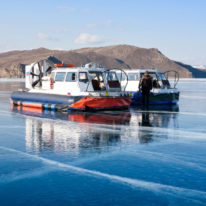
[159,73,167,80]
[117,73,127,81]
[89,72,104,81]
[107,72,118,81]
[89,71,105,91]
[140,72,159,80]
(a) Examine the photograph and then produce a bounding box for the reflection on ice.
[131,104,179,127]
[20,108,131,153]
[130,105,179,143]
[10,105,181,154]
[138,111,178,128]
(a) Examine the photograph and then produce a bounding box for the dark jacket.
[139,74,153,92]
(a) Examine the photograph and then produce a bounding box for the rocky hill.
[0,45,205,78]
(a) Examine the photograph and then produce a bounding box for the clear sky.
[0,0,206,65]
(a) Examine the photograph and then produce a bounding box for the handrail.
[163,70,179,88]
[115,68,128,92]
[106,68,129,92]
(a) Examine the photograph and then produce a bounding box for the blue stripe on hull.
[11,91,129,111]
[131,100,178,105]
[11,91,83,105]
[131,91,179,105]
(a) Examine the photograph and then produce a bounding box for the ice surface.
[0,79,206,205]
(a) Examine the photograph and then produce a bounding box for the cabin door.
[78,72,90,92]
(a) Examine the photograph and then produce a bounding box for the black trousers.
[142,90,150,107]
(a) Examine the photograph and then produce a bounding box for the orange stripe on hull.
[22,102,42,109]
[69,96,131,110]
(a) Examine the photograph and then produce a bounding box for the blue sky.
[0,0,206,65]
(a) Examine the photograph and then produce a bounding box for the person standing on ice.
[138,71,153,108]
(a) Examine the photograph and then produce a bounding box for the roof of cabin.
[52,67,107,73]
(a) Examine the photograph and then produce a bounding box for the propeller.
[30,62,43,88]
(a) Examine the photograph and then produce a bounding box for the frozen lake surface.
[0,79,206,205]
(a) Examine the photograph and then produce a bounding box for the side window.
[66,72,76,82]
[79,72,88,82]
[128,73,139,81]
[55,72,66,81]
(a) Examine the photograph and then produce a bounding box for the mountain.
[73,45,206,78]
[0,45,205,78]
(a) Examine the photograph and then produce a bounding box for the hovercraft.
[116,69,179,105]
[11,60,131,111]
